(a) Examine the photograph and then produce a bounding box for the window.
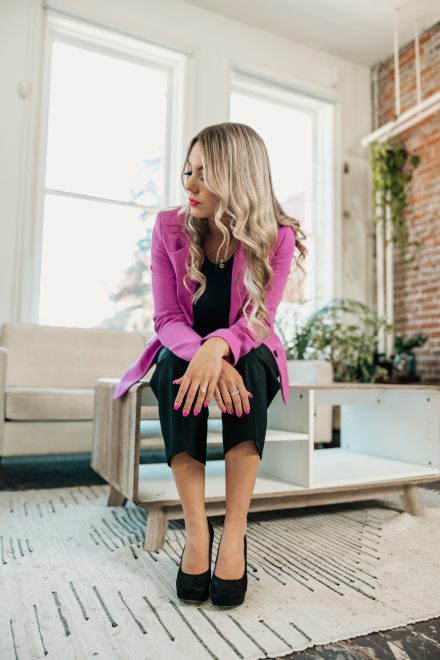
[230,71,336,327]
[36,14,186,331]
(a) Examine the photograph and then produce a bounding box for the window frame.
[30,11,188,323]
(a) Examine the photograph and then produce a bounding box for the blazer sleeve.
[200,226,296,365]
[151,211,203,361]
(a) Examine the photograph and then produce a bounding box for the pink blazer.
[113,206,296,404]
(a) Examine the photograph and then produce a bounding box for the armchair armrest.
[92,377,149,503]
[0,347,7,455]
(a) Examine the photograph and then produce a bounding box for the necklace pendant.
[219,262,225,269]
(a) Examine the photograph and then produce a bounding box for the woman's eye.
[184,170,204,181]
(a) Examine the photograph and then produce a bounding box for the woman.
[115,122,306,607]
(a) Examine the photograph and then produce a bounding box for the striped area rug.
[1,484,440,659]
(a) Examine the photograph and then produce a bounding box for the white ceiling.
[181,0,440,67]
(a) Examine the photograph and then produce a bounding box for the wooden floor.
[1,445,440,659]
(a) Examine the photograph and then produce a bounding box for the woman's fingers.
[172,351,223,415]
[231,381,251,416]
[171,367,253,416]
[214,385,227,414]
[193,380,216,415]
[172,373,193,414]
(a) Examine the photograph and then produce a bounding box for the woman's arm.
[151,212,205,361]
[151,211,230,362]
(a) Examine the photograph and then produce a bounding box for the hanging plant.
[369,136,421,268]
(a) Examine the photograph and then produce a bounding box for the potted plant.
[276,297,393,381]
[275,297,394,432]
[392,332,427,377]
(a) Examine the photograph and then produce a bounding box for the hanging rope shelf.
[361,7,440,146]
[361,5,439,359]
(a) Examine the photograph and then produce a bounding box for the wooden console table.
[91,380,440,551]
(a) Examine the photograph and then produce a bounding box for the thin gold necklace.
[214,242,235,268]
[204,231,235,269]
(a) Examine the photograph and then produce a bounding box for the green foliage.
[394,331,427,354]
[369,136,421,268]
[275,298,394,383]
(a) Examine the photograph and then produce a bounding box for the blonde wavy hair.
[173,122,307,342]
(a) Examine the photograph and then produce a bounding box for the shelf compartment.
[136,459,306,506]
[312,447,439,488]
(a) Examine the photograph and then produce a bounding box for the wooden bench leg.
[144,507,168,551]
[107,486,127,507]
[402,484,424,516]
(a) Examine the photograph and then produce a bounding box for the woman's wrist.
[202,337,231,358]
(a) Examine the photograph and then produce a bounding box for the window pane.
[45,41,167,206]
[39,194,155,330]
[230,88,331,319]
[231,92,312,234]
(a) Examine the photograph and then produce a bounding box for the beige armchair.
[0,322,153,461]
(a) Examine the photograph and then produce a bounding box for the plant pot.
[393,352,416,377]
[332,405,340,431]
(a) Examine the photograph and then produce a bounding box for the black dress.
[149,251,281,467]
[192,251,234,335]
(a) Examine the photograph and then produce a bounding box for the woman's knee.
[224,439,261,459]
[169,450,206,468]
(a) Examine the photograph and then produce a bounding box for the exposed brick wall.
[373,21,440,383]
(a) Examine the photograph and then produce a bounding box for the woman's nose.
[186,181,199,194]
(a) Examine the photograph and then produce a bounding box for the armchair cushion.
[0,322,149,389]
[5,387,95,421]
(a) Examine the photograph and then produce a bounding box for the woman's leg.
[170,452,211,574]
[216,345,281,578]
[214,440,260,579]
[150,349,210,574]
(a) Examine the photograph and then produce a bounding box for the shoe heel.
[176,519,214,602]
[211,533,247,607]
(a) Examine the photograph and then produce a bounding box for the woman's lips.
[189,199,201,206]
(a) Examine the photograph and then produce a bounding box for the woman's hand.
[172,345,224,416]
[173,357,253,417]
[214,360,253,416]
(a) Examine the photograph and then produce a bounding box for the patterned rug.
[1,483,440,659]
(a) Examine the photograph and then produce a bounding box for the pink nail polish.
[204,401,209,407]
[244,408,250,414]
[182,410,189,417]
[237,413,242,417]
[194,409,200,416]
[221,407,226,413]
[174,403,180,410]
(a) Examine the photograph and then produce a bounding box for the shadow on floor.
[0,447,227,490]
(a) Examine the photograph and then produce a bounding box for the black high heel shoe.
[211,532,247,607]
[176,518,215,601]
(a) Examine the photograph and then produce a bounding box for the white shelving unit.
[92,380,440,551]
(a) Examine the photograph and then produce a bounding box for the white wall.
[0,0,373,326]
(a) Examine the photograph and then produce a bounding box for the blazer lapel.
[171,240,247,327]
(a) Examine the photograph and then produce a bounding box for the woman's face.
[184,142,219,221]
